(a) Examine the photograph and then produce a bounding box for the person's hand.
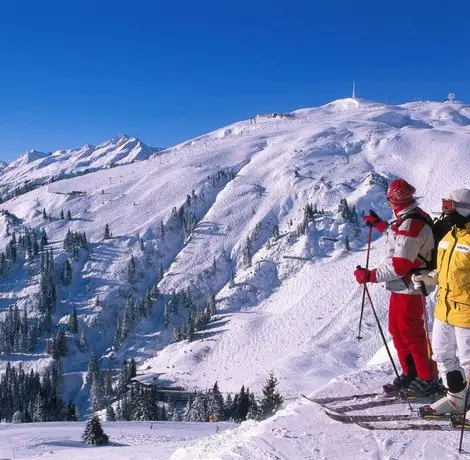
[354,267,377,284]
[411,272,437,289]
[363,210,388,232]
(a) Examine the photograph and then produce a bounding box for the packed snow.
[1,97,470,458]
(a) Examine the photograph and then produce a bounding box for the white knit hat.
[448,189,470,217]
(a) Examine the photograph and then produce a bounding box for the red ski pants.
[388,292,438,381]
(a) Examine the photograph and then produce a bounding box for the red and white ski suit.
[372,204,437,381]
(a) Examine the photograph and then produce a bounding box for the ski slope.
[1,97,470,458]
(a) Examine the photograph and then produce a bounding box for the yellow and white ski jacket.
[435,223,470,328]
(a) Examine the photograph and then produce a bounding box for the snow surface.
[2,97,470,458]
[0,420,236,459]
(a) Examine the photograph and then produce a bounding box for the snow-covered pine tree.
[185,392,208,421]
[86,352,100,385]
[206,381,225,421]
[260,372,283,418]
[232,385,250,422]
[12,410,23,423]
[91,373,105,412]
[77,330,88,352]
[224,393,233,420]
[271,224,280,241]
[116,359,130,396]
[246,391,262,421]
[82,414,109,446]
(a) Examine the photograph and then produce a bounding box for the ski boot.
[418,378,466,418]
[383,373,415,395]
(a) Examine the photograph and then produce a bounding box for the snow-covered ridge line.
[0,135,163,202]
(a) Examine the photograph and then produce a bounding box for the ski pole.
[458,370,470,453]
[362,278,414,412]
[357,225,373,340]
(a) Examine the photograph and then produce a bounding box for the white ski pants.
[432,319,470,384]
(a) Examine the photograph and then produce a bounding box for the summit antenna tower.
[352,81,356,99]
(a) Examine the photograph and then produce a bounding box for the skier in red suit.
[354,179,438,395]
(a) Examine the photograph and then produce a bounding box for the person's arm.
[375,219,424,283]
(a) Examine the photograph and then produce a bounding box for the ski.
[300,392,380,405]
[302,388,444,408]
[325,410,413,423]
[325,397,401,413]
[354,421,464,431]
[324,410,450,423]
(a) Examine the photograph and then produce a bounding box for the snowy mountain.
[1,97,470,459]
[0,134,162,200]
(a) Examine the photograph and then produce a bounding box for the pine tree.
[67,210,72,220]
[82,414,109,446]
[185,392,208,421]
[60,210,65,219]
[0,252,7,277]
[272,225,280,241]
[260,372,283,418]
[42,208,47,219]
[68,308,78,333]
[106,405,116,421]
[103,224,111,240]
[12,410,23,423]
[40,229,48,250]
[65,401,78,421]
[207,381,225,421]
[77,330,88,352]
[38,250,56,316]
[33,394,47,422]
[91,373,105,412]
[129,358,137,379]
[127,255,136,283]
[61,260,72,285]
[86,352,100,385]
[246,392,262,421]
[117,359,130,396]
[233,385,250,422]
[244,236,252,267]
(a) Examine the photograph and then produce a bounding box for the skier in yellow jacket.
[413,189,470,417]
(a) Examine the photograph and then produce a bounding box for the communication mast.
[352,81,356,99]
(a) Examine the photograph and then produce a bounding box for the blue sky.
[0,0,469,161]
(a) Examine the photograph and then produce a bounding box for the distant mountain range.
[0,134,163,199]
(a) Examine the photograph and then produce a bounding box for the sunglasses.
[441,199,470,213]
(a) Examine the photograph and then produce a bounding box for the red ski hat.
[386,179,416,206]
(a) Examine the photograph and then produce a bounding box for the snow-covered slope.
[0,134,162,199]
[1,97,470,458]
